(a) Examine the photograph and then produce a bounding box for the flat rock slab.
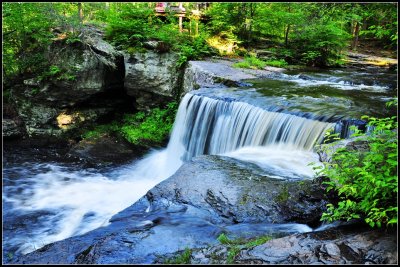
[345,51,397,67]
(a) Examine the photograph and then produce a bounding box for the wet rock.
[317,135,370,163]
[235,225,397,264]
[67,134,149,165]
[14,155,328,264]
[18,28,124,108]
[182,60,256,92]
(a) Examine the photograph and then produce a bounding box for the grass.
[217,233,273,264]
[233,56,287,70]
[164,248,192,264]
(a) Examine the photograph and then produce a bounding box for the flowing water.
[3,66,396,257]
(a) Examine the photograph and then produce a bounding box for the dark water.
[2,66,397,261]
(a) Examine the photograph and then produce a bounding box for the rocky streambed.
[9,155,397,264]
[3,25,398,265]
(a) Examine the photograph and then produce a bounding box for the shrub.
[119,101,178,145]
[316,100,398,228]
[233,56,267,69]
[233,56,288,69]
[264,59,288,67]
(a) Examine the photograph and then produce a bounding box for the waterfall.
[3,92,337,255]
[167,93,336,161]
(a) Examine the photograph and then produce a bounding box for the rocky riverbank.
[4,24,397,265]
[11,155,397,264]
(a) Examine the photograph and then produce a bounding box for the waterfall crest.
[167,93,336,161]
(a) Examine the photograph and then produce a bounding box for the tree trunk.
[351,21,360,50]
[179,16,183,32]
[285,24,290,46]
[78,3,83,23]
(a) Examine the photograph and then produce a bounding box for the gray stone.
[2,119,24,138]
[14,155,328,264]
[182,59,285,94]
[235,226,397,264]
[124,51,180,110]
[9,26,126,138]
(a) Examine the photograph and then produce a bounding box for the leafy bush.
[264,59,288,67]
[81,102,178,146]
[233,56,287,69]
[119,102,177,144]
[316,100,398,228]
[233,56,267,69]
[291,21,350,67]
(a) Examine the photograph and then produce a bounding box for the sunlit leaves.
[318,100,398,228]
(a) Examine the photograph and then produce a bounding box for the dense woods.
[3,2,398,84]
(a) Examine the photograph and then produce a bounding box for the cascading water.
[4,66,395,258]
[168,94,335,160]
[3,92,332,256]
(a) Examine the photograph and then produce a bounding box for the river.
[2,65,397,260]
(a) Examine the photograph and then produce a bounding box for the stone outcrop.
[67,134,149,166]
[182,59,285,93]
[235,226,397,264]
[123,50,180,111]
[10,26,129,137]
[2,119,24,138]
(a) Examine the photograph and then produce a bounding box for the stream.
[3,66,397,259]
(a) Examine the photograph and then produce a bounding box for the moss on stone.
[275,184,290,204]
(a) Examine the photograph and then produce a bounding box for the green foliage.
[2,2,87,83]
[81,102,178,146]
[217,233,272,263]
[164,248,192,264]
[38,65,76,82]
[104,4,213,68]
[233,56,267,69]
[233,56,288,69]
[317,101,398,228]
[119,102,177,145]
[264,59,288,67]
[291,21,350,67]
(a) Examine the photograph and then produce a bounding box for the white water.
[275,73,390,92]
[170,94,335,160]
[6,149,183,255]
[5,92,334,255]
[223,145,322,180]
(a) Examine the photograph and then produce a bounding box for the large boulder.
[124,50,181,111]
[10,26,128,137]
